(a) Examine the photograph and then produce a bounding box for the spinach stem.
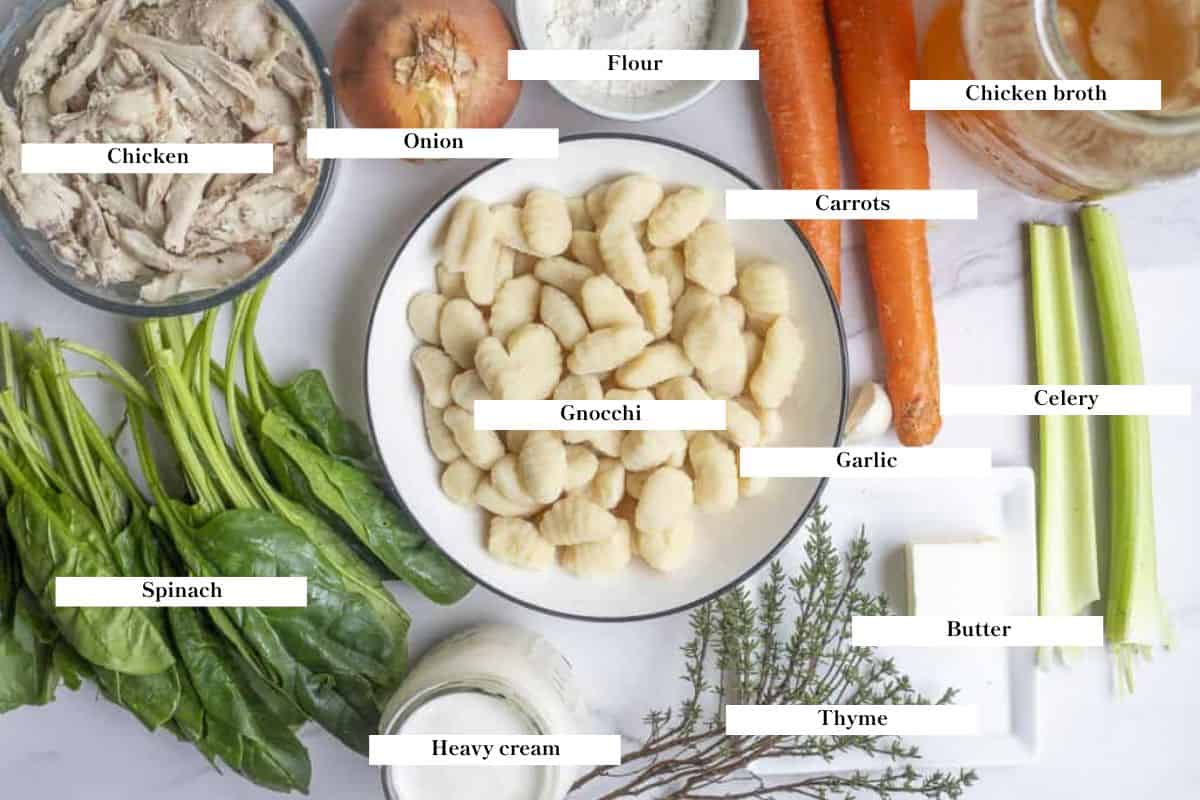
[0,391,57,492]
[193,311,226,453]
[225,298,284,507]
[0,323,15,395]
[58,340,158,413]
[242,283,275,417]
[156,349,258,510]
[128,403,184,537]
[27,368,87,503]
[138,324,221,516]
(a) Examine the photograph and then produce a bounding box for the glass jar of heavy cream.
[922,0,1200,199]
[380,625,590,800]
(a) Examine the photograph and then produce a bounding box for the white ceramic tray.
[753,467,1039,773]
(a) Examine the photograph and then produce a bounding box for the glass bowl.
[0,0,338,317]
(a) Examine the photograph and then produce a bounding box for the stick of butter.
[906,540,1007,616]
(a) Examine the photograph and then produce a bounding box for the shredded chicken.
[0,0,323,301]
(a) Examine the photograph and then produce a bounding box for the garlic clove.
[844,382,893,444]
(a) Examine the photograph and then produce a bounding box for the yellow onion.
[333,0,522,132]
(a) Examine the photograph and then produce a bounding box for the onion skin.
[333,0,521,130]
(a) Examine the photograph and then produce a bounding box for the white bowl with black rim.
[365,133,847,622]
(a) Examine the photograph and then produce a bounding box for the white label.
[473,400,726,431]
[726,705,980,737]
[738,447,992,478]
[507,49,759,82]
[725,190,978,220]
[21,143,273,174]
[369,735,622,766]
[54,577,307,607]
[910,80,1162,110]
[306,128,559,160]
[851,616,1104,647]
[942,385,1193,416]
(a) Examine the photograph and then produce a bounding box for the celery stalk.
[1029,224,1100,667]
[1079,205,1172,694]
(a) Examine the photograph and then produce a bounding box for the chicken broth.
[922,0,1200,198]
[0,0,325,302]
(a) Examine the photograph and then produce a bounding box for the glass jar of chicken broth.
[379,625,590,800]
[922,0,1200,199]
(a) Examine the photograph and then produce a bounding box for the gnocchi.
[598,222,653,293]
[474,336,516,399]
[424,397,461,462]
[567,326,652,375]
[565,445,600,491]
[521,188,572,256]
[561,520,633,577]
[605,174,663,225]
[539,494,621,545]
[412,176,811,579]
[506,323,563,400]
[636,518,695,572]
[634,466,693,534]
[518,431,568,504]
[647,247,686,304]
[621,430,688,472]
[534,256,593,299]
[436,262,467,298]
[614,342,692,389]
[489,274,541,341]
[635,274,673,339]
[441,458,482,505]
[688,433,738,513]
[412,346,456,408]
[587,458,625,509]
[491,454,538,505]
[488,517,556,571]
[476,479,542,517]
[684,221,736,295]
[443,198,496,275]
[439,298,488,368]
[540,285,590,349]
[647,187,710,248]
[570,230,604,270]
[749,317,804,409]
[443,406,505,470]
[581,274,644,329]
[736,263,789,317]
[407,291,445,345]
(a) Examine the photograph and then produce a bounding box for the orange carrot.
[747,0,842,300]
[827,0,942,445]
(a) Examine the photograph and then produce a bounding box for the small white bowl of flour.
[515,0,748,121]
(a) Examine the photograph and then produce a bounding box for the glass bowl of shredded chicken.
[0,0,336,315]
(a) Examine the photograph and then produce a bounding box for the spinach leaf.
[0,517,17,626]
[189,509,407,685]
[258,409,473,605]
[53,641,90,690]
[0,590,60,713]
[5,490,174,675]
[168,604,311,793]
[89,516,182,730]
[278,370,381,478]
[166,506,407,754]
[92,663,181,729]
[258,435,396,580]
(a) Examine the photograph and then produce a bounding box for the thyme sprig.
[570,506,978,799]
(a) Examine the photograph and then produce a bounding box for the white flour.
[544,0,715,97]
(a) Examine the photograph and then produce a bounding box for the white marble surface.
[1,1,1198,798]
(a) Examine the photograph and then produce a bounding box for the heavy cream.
[387,691,544,800]
[379,625,590,800]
